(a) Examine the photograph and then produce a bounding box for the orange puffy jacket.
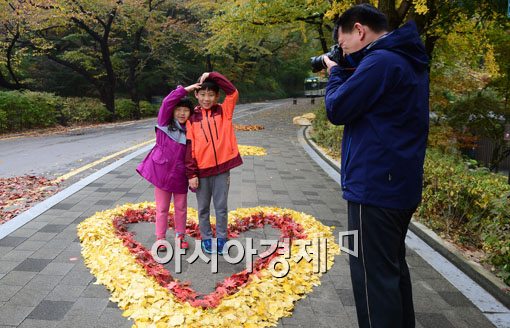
[185,72,243,178]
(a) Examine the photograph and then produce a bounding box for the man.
[323,4,429,328]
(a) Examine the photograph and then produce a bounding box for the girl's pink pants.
[154,187,187,238]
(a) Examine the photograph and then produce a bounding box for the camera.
[310,44,343,73]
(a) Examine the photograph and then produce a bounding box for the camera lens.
[310,55,326,73]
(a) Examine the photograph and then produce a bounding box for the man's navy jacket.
[325,21,429,210]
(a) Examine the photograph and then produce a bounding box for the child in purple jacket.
[136,83,201,249]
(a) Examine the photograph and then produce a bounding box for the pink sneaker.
[176,234,189,249]
[156,237,167,252]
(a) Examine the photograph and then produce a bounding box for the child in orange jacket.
[185,72,243,254]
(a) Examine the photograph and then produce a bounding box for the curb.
[409,220,510,309]
[302,125,510,309]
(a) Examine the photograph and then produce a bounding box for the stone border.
[300,125,510,324]
[410,220,510,308]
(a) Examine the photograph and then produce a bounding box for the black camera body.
[310,45,343,73]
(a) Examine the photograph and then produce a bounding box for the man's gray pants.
[196,171,230,240]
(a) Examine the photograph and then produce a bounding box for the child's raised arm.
[158,83,200,126]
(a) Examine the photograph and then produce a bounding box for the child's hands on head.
[199,72,210,84]
[185,83,202,93]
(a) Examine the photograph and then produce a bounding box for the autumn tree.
[185,0,328,97]
[113,0,197,119]
[0,1,33,89]
[18,0,124,119]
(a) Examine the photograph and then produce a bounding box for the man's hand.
[323,56,338,75]
[184,83,202,93]
[189,177,199,189]
[199,72,210,84]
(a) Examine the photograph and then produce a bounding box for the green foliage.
[0,90,58,132]
[113,99,159,120]
[61,97,111,124]
[418,148,510,284]
[115,99,137,120]
[447,89,506,139]
[0,90,161,133]
[140,100,158,118]
[310,105,343,157]
[486,22,510,134]
[0,109,7,131]
[445,88,510,170]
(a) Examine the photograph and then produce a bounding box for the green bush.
[310,105,343,157]
[140,100,158,118]
[0,109,7,131]
[418,148,510,284]
[483,195,510,283]
[0,90,161,134]
[115,99,137,120]
[62,97,111,124]
[0,90,59,132]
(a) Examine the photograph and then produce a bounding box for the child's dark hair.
[197,79,219,94]
[175,97,193,110]
[335,4,388,37]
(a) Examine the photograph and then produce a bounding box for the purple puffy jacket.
[136,86,189,194]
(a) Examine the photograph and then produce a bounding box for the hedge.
[420,148,510,283]
[0,90,160,133]
[0,91,57,132]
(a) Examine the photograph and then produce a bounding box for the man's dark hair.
[334,4,388,39]
[197,79,220,94]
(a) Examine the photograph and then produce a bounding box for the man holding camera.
[322,4,429,328]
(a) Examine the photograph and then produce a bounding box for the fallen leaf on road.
[234,124,264,131]
[0,175,60,224]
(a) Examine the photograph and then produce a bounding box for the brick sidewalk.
[0,99,496,327]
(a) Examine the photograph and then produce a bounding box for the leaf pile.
[234,124,264,131]
[0,175,60,224]
[238,145,267,156]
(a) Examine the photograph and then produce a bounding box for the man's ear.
[353,22,365,40]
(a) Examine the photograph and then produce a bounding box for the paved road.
[0,99,289,179]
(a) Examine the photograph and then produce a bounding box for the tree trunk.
[2,28,23,89]
[206,54,213,71]
[424,35,439,61]
[0,72,20,90]
[127,27,145,120]
[99,86,116,122]
[99,26,117,120]
[378,0,401,30]
[317,24,329,53]
[71,10,118,119]
[129,88,141,120]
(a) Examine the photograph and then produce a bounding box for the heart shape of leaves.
[113,206,308,308]
[78,203,340,327]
